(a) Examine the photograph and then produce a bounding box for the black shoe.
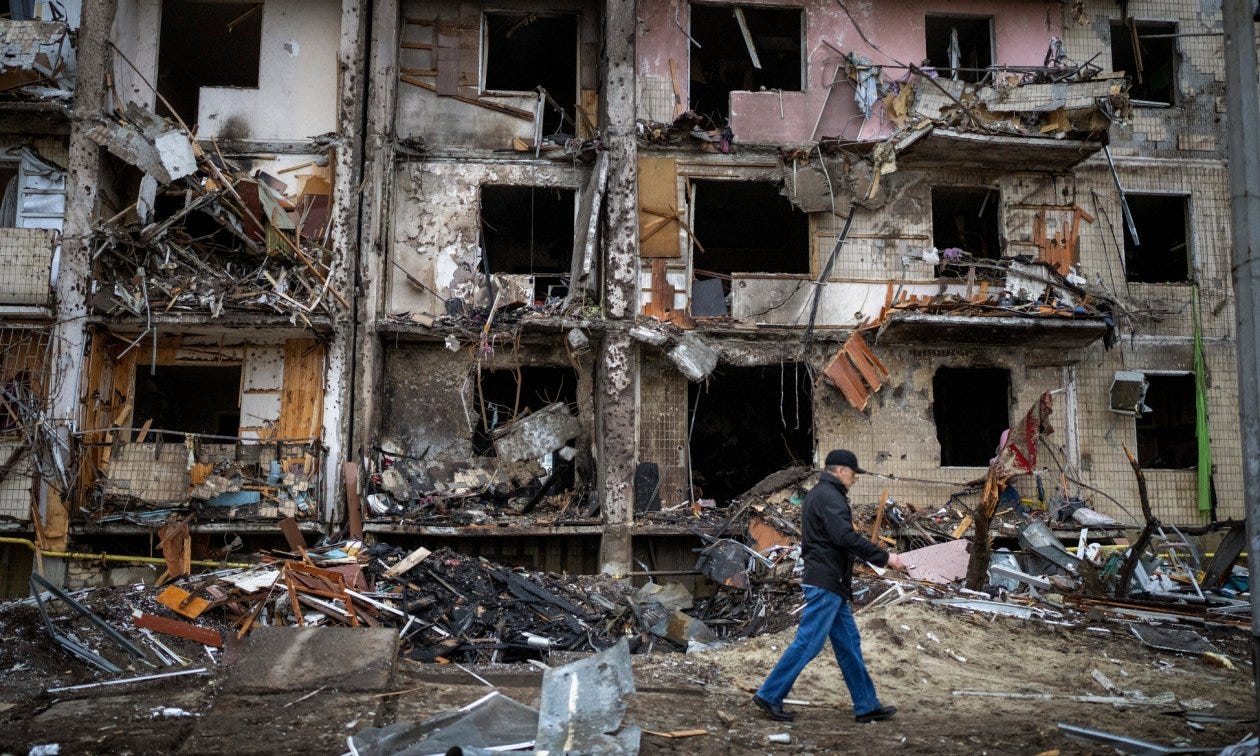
[752,694,795,722]
[855,705,897,723]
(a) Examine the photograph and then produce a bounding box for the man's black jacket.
[801,472,889,599]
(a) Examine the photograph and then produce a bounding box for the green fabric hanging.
[1193,286,1212,519]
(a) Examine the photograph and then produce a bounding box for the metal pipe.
[0,537,250,569]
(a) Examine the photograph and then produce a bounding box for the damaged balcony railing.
[79,429,325,523]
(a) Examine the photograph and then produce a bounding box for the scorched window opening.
[156,1,264,128]
[924,15,994,84]
[933,367,1010,467]
[482,12,579,136]
[688,3,804,123]
[1122,193,1190,284]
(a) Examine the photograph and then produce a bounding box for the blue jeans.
[756,585,881,716]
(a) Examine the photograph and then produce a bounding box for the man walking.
[752,449,907,723]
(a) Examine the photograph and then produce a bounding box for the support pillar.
[596,0,639,575]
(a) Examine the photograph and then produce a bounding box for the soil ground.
[0,589,1254,755]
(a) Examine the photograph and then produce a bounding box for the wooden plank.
[637,157,682,258]
[577,89,599,139]
[157,520,191,580]
[870,491,887,540]
[157,585,211,619]
[846,332,889,378]
[278,338,325,440]
[344,461,364,541]
[844,346,882,392]
[279,516,311,563]
[133,611,223,648]
[822,354,869,411]
[383,546,432,579]
[398,75,535,120]
[135,417,153,443]
[435,20,458,96]
[951,514,974,539]
[456,2,480,94]
[644,259,670,319]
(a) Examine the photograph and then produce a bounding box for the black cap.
[824,449,867,473]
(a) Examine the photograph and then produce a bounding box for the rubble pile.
[86,104,344,323]
[365,400,593,526]
[85,439,323,524]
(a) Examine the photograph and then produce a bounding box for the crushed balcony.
[79,432,325,527]
[871,257,1117,348]
[86,104,344,325]
[0,17,73,103]
[843,59,1130,172]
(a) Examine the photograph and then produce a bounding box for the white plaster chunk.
[492,403,581,463]
[668,333,719,382]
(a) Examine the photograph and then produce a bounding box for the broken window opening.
[688,4,803,124]
[934,367,1009,467]
[1136,373,1196,469]
[156,1,263,128]
[0,162,18,227]
[1123,193,1190,283]
[1110,20,1177,106]
[690,179,809,296]
[481,185,575,303]
[471,365,579,492]
[931,186,1001,274]
[924,15,994,84]
[133,364,243,440]
[482,13,578,136]
[688,363,813,503]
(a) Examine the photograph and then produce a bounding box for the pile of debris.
[366,400,592,526]
[84,436,323,524]
[86,103,344,323]
[636,111,734,153]
[1,514,807,683]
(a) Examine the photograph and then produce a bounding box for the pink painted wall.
[637,0,1062,145]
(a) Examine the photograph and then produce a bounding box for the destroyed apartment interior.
[1,0,1259,752]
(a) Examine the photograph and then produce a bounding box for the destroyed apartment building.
[0,0,1248,603]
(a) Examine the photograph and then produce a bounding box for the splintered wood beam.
[399,75,534,120]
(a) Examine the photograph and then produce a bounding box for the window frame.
[924,14,996,84]
[933,366,1012,468]
[1109,18,1179,108]
[1134,369,1197,470]
[687,1,808,103]
[478,10,581,97]
[1121,190,1193,285]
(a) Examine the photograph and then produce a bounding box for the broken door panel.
[638,156,681,258]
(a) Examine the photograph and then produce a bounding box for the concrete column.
[1221,0,1260,729]
[350,0,400,483]
[46,0,116,534]
[596,0,640,575]
[321,0,370,523]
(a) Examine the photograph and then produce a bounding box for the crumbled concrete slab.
[223,627,398,693]
[902,538,971,585]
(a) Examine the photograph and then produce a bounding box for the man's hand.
[885,553,909,573]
